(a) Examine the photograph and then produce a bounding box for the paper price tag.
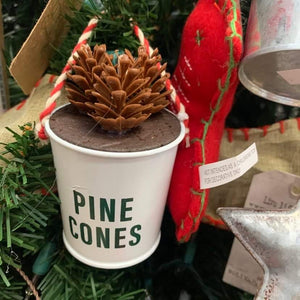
[199,143,258,189]
[223,171,300,295]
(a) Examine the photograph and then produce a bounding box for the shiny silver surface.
[239,0,300,106]
[217,201,300,299]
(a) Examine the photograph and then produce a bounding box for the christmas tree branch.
[0,124,59,287]
[0,123,145,298]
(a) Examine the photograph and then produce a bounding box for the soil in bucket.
[49,104,182,152]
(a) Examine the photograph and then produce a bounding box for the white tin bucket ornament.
[238,0,300,107]
[46,111,185,269]
[43,17,187,269]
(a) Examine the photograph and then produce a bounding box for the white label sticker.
[199,143,258,189]
[223,170,300,295]
[277,69,300,85]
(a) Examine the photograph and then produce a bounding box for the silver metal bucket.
[238,0,300,106]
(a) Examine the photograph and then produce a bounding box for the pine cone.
[66,44,171,132]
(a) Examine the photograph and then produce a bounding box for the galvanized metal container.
[238,0,300,106]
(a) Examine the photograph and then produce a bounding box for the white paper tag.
[199,143,258,189]
[223,170,300,295]
[277,69,300,85]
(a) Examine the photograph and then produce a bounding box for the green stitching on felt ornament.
[192,162,204,167]
[190,188,203,197]
[180,220,185,230]
[180,0,242,242]
[191,188,206,220]
[188,211,194,223]
[227,2,242,41]
[221,0,227,13]
[179,188,206,242]
[195,30,203,46]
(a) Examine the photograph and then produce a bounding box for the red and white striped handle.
[36,17,99,140]
[133,25,189,123]
[37,18,189,147]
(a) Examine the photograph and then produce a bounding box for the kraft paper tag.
[223,170,300,294]
[9,0,82,95]
[199,143,258,189]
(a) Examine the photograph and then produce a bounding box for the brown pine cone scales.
[66,44,171,132]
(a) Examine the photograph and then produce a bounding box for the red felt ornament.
[168,0,243,242]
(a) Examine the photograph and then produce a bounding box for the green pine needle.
[0,266,10,287]
[0,123,145,298]
[0,123,60,289]
[38,252,146,300]
[0,282,24,300]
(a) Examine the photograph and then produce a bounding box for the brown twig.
[15,268,40,300]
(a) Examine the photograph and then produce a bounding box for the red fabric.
[38,127,48,140]
[168,0,243,242]
[16,99,27,111]
[39,101,56,121]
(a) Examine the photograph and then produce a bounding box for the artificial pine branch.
[0,124,146,299]
[0,278,25,299]
[38,252,146,300]
[49,0,159,75]
[0,123,59,287]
